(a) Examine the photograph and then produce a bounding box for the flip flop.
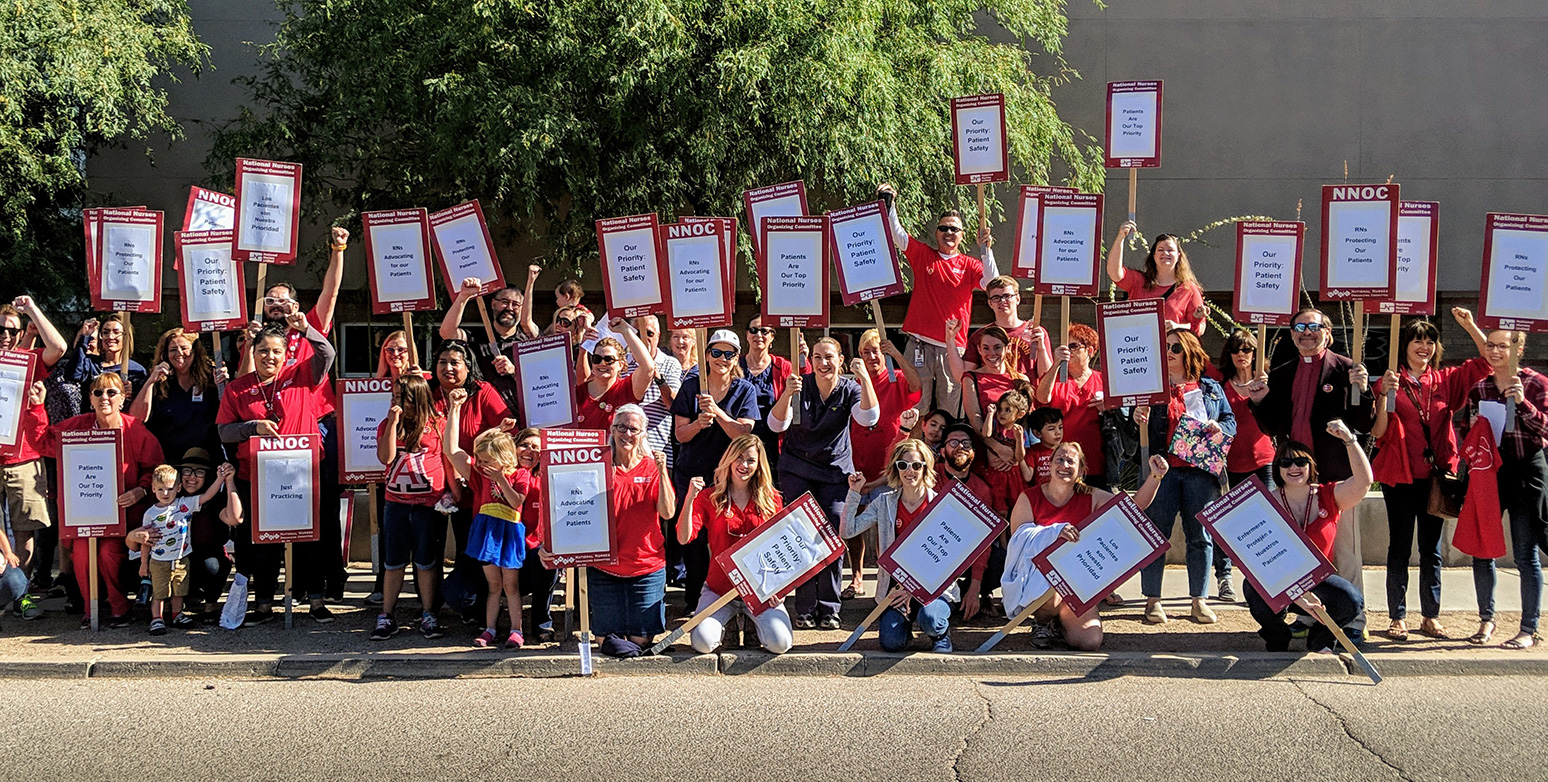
[1467,621,1495,646]
[841,585,858,600]
[1386,620,1409,641]
[1416,619,1449,639]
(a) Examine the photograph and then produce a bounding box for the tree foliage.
[213,0,1104,276]
[0,0,208,309]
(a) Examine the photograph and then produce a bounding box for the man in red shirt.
[876,183,998,417]
[1,296,68,615]
[963,277,1051,380]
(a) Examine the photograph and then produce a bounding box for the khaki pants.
[904,336,962,416]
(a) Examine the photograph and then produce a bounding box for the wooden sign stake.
[1386,314,1401,410]
[1506,335,1522,432]
[283,541,295,629]
[578,567,593,675]
[1350,301,1365,406]
[975,588,1055,653]
[1127,168,1138,224]
[648,590,738,656]
[869,300,893,371]
[1307,602,1382,684]
[474,296,497,344]
[88,538,100,632]
[1057,297,1071,382]
[254,265,269,321]
[837,587,907,652]
[789,328,803,425]
[1256,325,1267,376]
[401,312,418,369]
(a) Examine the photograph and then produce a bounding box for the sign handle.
[254,264,269,322]
[367,482,380,577]
[696,327,709,371]
[1256,325,1267,376]
[648,590,738,656]
[1386,314,1401,411]
[869,300,892,372]
[974,588,1055,653]
[578,567,593,675]
[1127,168,1138,224]
[473,296,498,345]
[117,311,130,385]
[401,312,418,369]
[1506,336,1522,432]
[836,587,905,652]
[789,328,803,426]
[1350,301,1365,406]
[1057,297,1071,382]
[563,566,575,640]
[1137,421,1150,482]
[211,332,226,392]
[1307,602,1381,684]
[88,538,100,632]
[283,541,294,630]
[976,183,988,238]
[1032,294,1044,331]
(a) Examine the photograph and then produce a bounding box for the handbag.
[1167,414,1233,476]
[1399,378,1466,519]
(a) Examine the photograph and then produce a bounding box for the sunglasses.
[0,326,22,337]
[747,327,775,336]
[1291,322,1325,333]
[1168,343,1184,355]
[385,347,410,356]
[707,347,739,360]
[1067,342,1088,352]
[936,225,963,234]
[92,388,121,398]
[556,317,573,328]
[1277,456,1311,469]
[589,354,620,365]
[1231,347,1255,355]
[893,460,927,472]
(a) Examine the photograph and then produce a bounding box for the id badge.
[912,345,925,368]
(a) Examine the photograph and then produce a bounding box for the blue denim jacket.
[1144,376,1237,452]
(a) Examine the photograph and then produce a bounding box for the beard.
[493,308,517,328]
[947,451,973,472]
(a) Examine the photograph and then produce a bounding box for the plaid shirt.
[1467,368,1548,460]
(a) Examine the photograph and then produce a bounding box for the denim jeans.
[1472,558,1497,622]
[878,598,951,652]
[0,561,28,606]
[1139,465,1218,598]
[187,544,232,608]
[1381,479,1445,620]
[1244,574,1364,652]
[1501,450,1548,634]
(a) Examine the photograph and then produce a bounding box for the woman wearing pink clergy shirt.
[876,182,998,415]
[1368,309,1489,642]
[845,328,921,599]
[573,316,654,430]
[1035,323,1108,489]
[38,373,164,628]
[1106,222,1207,335]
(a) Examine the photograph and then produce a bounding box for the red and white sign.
[1319,183,1399,301]
[83,205,145,296]
[183,186,236,232]
[878,483,1007,603]
[1478,212,1548,333]
[336,378,393,484]
[713,492,846,616]
[1033,494,1170,616]
[175,229,247,333]
[657,219,733,329]
[681,216,739,309]
[759,215,830,328]
[251,433,322,544]
[1010,185,1078,280]
[363,208,437,315]
[1034,191,1104,297]
[1104,81,1163,168]
[429,200,507,296]
[231,158,303,264]
[950,93,1009,185]
[540,429,615,568]
[743,181,808,264]
[1097,298,1167,409]
[514,333,577,429]
[1377,202,1439,316]
[0,349,37,449]
[595,213,665,319]
[59,429,125,539]
[828,200,903,305]
[1195,475,1336,614]
[1234,220,1306,327]
[91,208,164,313]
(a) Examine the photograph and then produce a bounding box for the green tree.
[0,0,208,309]
[212,0,1104,278]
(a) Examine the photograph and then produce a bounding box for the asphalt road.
[4,674,1543,781]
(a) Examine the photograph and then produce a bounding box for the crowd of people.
[1,186,1545,657]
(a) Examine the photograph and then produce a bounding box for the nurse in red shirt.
[677,434,793,654]
[1246,423,1371,653]
[587,405,676,651]
[1105,223,1207,335]
[573,317,655,431]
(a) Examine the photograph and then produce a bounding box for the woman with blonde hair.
[677,434,792,653]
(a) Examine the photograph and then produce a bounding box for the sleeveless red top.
[1020,485,1095,526]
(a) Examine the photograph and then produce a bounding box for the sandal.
[1103,592,1125,607]
[1386,619,1409,641]
[1416,618,1448,639]
[1467,621,1495,646]
[1501,632,1541,651]
[841,585,858,600]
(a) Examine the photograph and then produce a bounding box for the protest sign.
[1319,184,1399,301]
[251,434,321,544]
[59,429,125,539]
[232,158,303,264]
[596,213,665,319]
[363,208,437,314]
[1195,475,1334,614]
[0,350,36,450]
[175,229,247,332]
[540,429,615,568]
[1377,201,1439,316]
[1033,191,1103,297]
[1033,494,1170,616]
[657,219,733,329]
[429,200,507,296]
[1010,185,1078,280]
[743,181,808,264]
[878,483,1007,603]
[1104,81,1163,168]
[1478,212,1548,333]
[759,215,830,328]
[828,200,904,305]
[950,93,1010,184]
[1233,221,1305,327]
[183,186,236,232]
[514,333,577,428]
[716,492,846,614]
[92,208,164,313]
[336,378,393,484]
[1096,298,1167,409]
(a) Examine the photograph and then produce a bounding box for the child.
[555,278,585,310]
[445,388,530,650]
[370,374,448,641]
[1021,407,1064,487]
[140,463,226,634]
[980,389,1031,516]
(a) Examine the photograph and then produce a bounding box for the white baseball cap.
[706,329,742,352]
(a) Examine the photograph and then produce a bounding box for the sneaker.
[504,630,524,650]
[171,612,197,629]
[309,604,335,624]
[817,614,842,631]
[929,634,955,653]
[473,629,496,648]
[535,628,556,644]
[107,614,132,629]
[420,615,445,639]
[364,592,384,606]
[17,595,41,620]
[1217,577,1236,603]
[148,618,167,636]
[369,615,400,641]
[1030,621,1055,649]
[794,613,816,629]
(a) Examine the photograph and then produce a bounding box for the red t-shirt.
[1278,483,1341,560]
[899,236,984,348]
[377,416,447,506]
[849,368,922,480]
[965,322,1046,380]
[597,455,665,578]
[1024,442,1056,486]
[1019,484,1095,527]
[432,381,510,454]
[1047,371,1106,479]
[284,308,337,417]
[1116,274,1205,335]
[1222,381,1274,474]
[688,489,784,597]
[511,468,544,549]
[894,496,925,537]
[967,371,1022,423]
[573,376,643,431]
[216,357,328,481]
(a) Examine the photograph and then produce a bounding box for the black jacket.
[1251,350,1374,482]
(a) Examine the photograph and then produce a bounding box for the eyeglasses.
[893,460,926,472]
[707,347,739,360]
[1291,322,1325,333]
[92,388,121,398]
[1168,343,1183,355]
[987,294,1017,304]
[747,327,775,336]
[589,354,620,365]
[1484,342,1512,352]
[936,225,963,234]
[611,424,643,435]
[944,438,973,448]
[1276,456,1311,469]
[179,467,209,478]
[491,298,520,308]
[262,297,295,307]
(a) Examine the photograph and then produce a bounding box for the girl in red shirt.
[677,434,792,654]
[369,373,448,642]
[1105,224,1207,335]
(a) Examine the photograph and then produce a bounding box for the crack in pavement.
[1291,679,1416,782]
[952,680,993,782]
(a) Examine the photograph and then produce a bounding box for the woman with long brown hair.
[129,328,223,469]
[1106,226,1208,334]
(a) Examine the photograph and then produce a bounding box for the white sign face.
[1107,91,1160,160]
[1211,490,1322,598]
[884,492,996,599]
[188,199,235,232]
[370,222,432,304]
[237,173,296,254]
[341,389,392,478]
[517,342,575,428]
[101,222,158,302]
[954,103,1006,179]
[1393,214,1433,306]
[748,195,806,249]
[545,462,610,556]
[601,226,661,309]
[763,230,825,317]
[727,511,829,603]
[181,241,241,322]
[257,450,314,533]
[830,211,898,293]
[1039,207,1099,286]
[665,233,725,319]
[62,442,119,531]
[1040,506,1152,607]
[431,212,500,285]
[1105,313,1164,399]
[1485,229,1548,320]
[1325,201,1393,290]
[1239,233,1299,313]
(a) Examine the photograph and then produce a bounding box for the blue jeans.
[1140,466,1218,598]
[878,598,951,652]
[588,567,666,639]
[0,561,27,607]
[1244,574,1364,652]
[1501,450,1548,633]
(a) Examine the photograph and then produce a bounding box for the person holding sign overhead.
[1107,224,1207,334]
[1035,324,1108,488]
[40,374,165,628]
[128,329,224,472]
[0,297,69,605]
[1133,329,1236,625]
[573,317,655,431]
[876,183,998,415]
[1249,308,1373,483]
[768,338,880,629]
[1245,424,1371,653]
[438,269,542,414]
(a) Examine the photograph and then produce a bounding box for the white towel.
[999,522,1068,615]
